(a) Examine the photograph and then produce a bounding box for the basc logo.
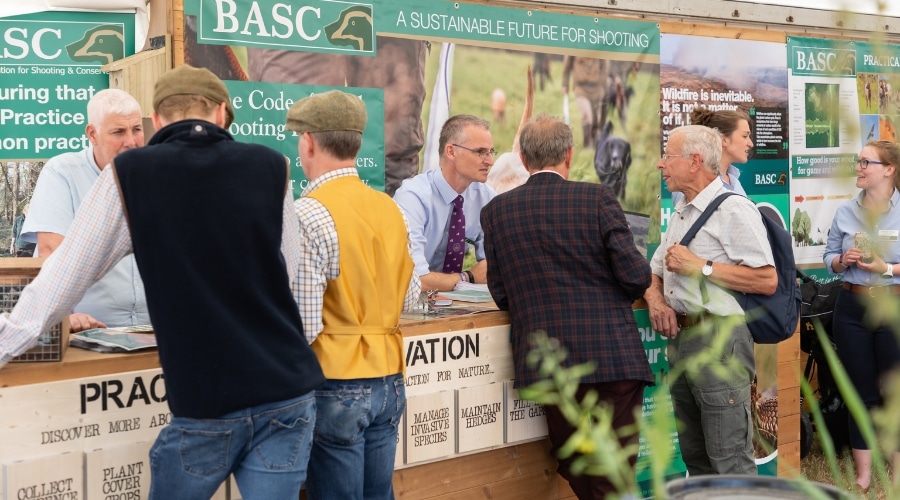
[200,0,376,56]
[324,6,373,52]
[65,25,125,65]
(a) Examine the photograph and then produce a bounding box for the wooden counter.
[0,311,513,390]
[0,309,800,500]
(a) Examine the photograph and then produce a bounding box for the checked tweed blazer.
[481,172,653,388]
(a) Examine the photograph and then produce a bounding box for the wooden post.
[102,36,172,121]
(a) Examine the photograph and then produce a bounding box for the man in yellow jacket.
[286,90,422,500]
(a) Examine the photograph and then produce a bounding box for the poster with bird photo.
[787,36,900,272]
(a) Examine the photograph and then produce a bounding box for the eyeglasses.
[660,153,692,162]
[856,158,885,169]
[453,143,498,160]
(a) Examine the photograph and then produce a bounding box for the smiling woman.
[822,139,900,492]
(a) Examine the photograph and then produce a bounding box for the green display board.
[0,11,136,161]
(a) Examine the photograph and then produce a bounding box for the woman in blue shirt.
[824,139,900,493]
[670,108,753,206]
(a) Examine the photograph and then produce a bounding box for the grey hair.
[672,125,721,175]
[439,114,490,157]
[86,89,142,127]
[519,114,574,170]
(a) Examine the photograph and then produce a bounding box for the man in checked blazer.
[481,114,653,500]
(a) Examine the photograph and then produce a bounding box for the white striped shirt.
[0,167,305,367]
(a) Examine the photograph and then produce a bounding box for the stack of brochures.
[441,282,493,303]
[70,325,156,353]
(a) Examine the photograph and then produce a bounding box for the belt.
[842,282,900,297]
[676,312,715,329]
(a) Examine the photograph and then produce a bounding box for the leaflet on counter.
[70,325,156,353]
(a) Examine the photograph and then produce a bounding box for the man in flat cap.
[286,89,421,500]
[0,65,325,499]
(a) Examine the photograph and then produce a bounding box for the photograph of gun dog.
[421,44,661,228]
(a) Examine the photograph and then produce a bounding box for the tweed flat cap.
[285,90,366,135]
[153,64,235,128]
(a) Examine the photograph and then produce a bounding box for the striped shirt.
[0,167,305,367]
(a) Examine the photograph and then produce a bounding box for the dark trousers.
[833,289,900,450]
[544,379,645,500]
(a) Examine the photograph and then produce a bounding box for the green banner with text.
[187,0,660,60]
[0,12,135,160]
[224,80,385,193]
[787,36,900,273]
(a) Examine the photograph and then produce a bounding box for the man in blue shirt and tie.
[394,114,497,292]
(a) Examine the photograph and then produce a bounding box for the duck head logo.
[65,25,124,65]
[324,6,373,52]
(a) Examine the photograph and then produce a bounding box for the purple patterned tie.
[442,195,465,273]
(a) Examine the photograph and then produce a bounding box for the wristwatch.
[701,260,714,277]
[884,263,894,278]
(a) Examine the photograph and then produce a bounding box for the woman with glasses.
[823,139,900,493]
[670,107,753,205]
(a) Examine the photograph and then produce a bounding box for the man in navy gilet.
[0,65,325,498]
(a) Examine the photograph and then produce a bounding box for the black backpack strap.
[678,192,739,304]
[679,192,739,246]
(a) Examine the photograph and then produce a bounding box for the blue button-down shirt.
[393,169,496,277]
[20,146,149,327]
[824,188,900,285]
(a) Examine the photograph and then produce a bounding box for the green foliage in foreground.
[519,293,900,499]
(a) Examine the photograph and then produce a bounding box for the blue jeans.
[148,392,316,500]
[307,374,406,500]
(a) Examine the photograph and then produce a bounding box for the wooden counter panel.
[777,440,801,478]
[777,358,803,391]
[778,386,801,418]
[424,470,559,500]
[778,334,801,362]
[393,439,556,499]
[1,306,804,493]
[0,312,512,389]
[558,477,577,499]
[401,311,510,337]
[0,346,160,388]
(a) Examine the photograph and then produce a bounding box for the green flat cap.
[285,90,366,135]
[153,64,235,128]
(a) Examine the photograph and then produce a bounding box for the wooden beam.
[487,0,899,42]
[173,0,184,67]
[393,440,557,498]
[103,36,172,119]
